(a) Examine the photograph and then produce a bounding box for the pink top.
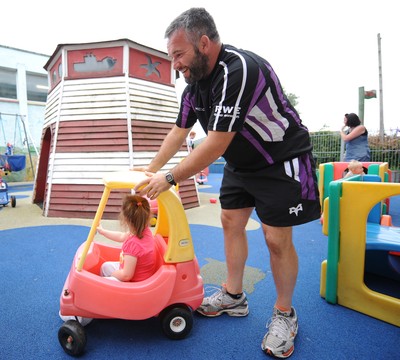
[120,227,156,281]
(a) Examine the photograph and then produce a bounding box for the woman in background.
[340,113,370,161]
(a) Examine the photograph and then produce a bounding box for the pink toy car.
[58,171,204,356]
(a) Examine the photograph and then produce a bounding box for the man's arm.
[172,130,235,183]
[139,125,190,172]
[135,130,235,198]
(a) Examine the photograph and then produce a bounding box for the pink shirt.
[120,227,156,281]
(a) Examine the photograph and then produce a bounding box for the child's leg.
[100,261,119,277]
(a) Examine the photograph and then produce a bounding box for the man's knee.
[263,226,293,252]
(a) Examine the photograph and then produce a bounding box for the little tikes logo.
[214,105,241,118]
[289,203,303,216]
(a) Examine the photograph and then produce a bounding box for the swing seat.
[0,155,26,172]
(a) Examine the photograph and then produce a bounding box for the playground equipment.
[196,167,209,185]
[0,176,16,207]
[58,171,204,356]
[320,174,400,326]
[318,162,391,216]
[0,112,37,178]
[0,153,27,208]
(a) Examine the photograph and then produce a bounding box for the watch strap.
[165,172,177,186]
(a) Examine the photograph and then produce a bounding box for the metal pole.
[377,33,384,140]
[358,86,365,124]
[340,135,345,161]
[18,115,35,178]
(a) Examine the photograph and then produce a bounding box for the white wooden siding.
[47,151,187,184]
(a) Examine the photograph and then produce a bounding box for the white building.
[0,45,49,154]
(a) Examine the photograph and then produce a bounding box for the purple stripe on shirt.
[246,68,266,115]
[247,114,274,139]
[180,92,193,128]
[250,94,287,131]
[264,62,303,127]
[245,69,287,140]
[241,127,274,164]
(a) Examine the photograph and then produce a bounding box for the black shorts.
[220,153,321,227]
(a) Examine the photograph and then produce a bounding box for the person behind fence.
[133,7,321,358]
[187,130,196,152]
[344,159,366,178]
[5,143,13,156]
[340,113,370,161]
[97,195,156,282]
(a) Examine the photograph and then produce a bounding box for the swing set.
[0,112,38,207]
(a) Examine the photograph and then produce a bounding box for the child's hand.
[97,224,104,234]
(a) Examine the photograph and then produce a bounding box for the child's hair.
[347,159,363,172]
[120,195,151,238]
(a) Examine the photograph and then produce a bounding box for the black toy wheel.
[160,306,193,340]
[11,196,16,207]
[58,320,87,356]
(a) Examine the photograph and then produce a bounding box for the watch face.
[166,173,174,184]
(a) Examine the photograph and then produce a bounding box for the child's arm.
[111,255,137,281]
[97,224,129,243]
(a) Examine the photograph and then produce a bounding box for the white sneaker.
[196,286,249,317]
[261,307,298,358]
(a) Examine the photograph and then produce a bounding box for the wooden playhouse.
[33,39,199,219]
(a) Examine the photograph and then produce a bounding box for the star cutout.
[140,55,161,78]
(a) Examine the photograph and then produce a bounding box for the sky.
[2,0,399,134]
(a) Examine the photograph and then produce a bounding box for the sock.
[275,305,292,316]
[227,290,243,299]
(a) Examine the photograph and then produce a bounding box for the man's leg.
[261,224,299,358]
[196,207,252,317]
[262,225,297,310]
[222,207,253,294]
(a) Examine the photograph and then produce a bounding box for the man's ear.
[199,35,210,54]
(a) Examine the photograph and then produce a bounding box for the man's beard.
[184,47,209,84]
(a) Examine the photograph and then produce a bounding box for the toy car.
[196,167,209,185]
[0,175,16,207]
[149,197,158,226]
[58,171,204,356]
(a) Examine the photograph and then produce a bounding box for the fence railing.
[310,130,400,182]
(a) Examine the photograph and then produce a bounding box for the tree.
[286,91,299,108]
[282,87,299,111]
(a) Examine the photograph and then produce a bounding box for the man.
[135,8,321,358]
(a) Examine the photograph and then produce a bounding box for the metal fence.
[310,130,400,182]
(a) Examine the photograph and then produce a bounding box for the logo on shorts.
[289,203,303,216]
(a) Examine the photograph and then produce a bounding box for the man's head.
[165,8,220,45]
[165,8,221,84]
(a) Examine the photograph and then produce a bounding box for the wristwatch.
[165,172,177,186]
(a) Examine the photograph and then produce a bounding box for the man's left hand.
[134,172,171,199]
